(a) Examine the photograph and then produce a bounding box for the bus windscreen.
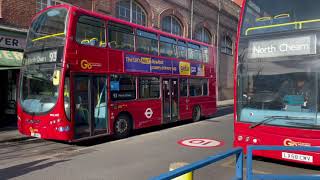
[242,0,320,36]
[26,8,68,51]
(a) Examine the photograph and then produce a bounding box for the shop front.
[0,28,26,127]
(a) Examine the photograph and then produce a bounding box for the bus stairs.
[149,146,320,180]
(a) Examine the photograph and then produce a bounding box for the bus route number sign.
[178,138,223,148]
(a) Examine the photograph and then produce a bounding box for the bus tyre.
[114,114,132,139]
[192,106,201,122]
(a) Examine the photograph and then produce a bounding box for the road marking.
[178,138,224,148]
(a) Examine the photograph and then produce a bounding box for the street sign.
[178,138,223,148]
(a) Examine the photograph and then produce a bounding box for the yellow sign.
[179,62,190,76]
[53,70,60,86]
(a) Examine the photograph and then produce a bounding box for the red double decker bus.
[17,5,217,141]
[235,0,320,165]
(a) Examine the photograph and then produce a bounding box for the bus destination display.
[248,35,317,59]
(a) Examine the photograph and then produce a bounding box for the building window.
[195,27,211,44]
[36,0,65,12]
[161,15,182,36]
[116,0,147,26]
[139,77,160,99]
[221,35,233,55]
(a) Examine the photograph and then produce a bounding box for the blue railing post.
[235,150,243,180]
[246,146,253,180]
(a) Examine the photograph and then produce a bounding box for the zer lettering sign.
[178,138,223,148]
[0,35,26,50]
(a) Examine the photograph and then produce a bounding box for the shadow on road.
[75,106,234,146]
[0,159,69,180]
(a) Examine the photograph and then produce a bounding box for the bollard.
[169,162,193,180]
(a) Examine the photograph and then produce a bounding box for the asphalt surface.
[0,107,319,180]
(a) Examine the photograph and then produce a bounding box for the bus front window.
[27,8,68,51]
[242,0,320,36]
[237,55,319,129]
[20,64,60,114]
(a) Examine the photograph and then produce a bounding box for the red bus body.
[234,0,320,165]
[17,5,217,141]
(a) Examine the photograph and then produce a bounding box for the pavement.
[0,99,234,143]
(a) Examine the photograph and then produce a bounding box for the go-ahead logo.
[283,139,311,147]
[80,60,102,70]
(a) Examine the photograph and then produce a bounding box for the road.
[0,107,318,180]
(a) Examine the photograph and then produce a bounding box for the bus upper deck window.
[76,16,106,48]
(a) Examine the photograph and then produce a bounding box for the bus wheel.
[114,114,132,139]
[192,106,201,122]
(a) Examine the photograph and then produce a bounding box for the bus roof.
[36,4,214,48]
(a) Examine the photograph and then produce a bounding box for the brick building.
[0,0,240,126]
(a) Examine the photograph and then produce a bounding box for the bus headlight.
[237,135,243,141]
[58,126,64,132]
[253,138,258,144]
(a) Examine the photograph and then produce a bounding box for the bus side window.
[108,21,134,52]
[159,36,177,58]
[76,15,106,48]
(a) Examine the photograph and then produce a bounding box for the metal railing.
[150,145,320,180]
[149,147,243,180]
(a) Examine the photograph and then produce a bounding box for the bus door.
[162,78,179,123]
[72,75,108,139]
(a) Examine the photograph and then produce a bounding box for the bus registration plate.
[282,152,313,163]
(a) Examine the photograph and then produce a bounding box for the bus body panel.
[234,123,320,165]
[234,0,320,166]
[18,5,217,141]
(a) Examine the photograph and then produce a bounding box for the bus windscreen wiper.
[285,121,319,128]
[249,115,313,129]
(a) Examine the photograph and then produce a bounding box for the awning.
[0,50,23,70]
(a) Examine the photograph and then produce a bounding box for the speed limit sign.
[178,138,223,148]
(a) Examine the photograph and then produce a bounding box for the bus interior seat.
[81,39,90,45]
[100,41,106,47]
[89,38,99,46]
[109,41,117,48]
[283,95,304,112]
[247,14,295,35]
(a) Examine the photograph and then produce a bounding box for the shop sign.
[0,35,26,50]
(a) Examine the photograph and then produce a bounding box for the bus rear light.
[237,135,243,141]
[17,116,21,121]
